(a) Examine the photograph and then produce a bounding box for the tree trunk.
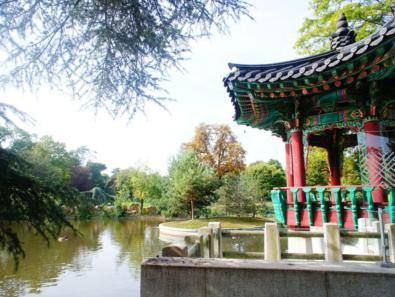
[191,200,194,220]
[140,199,144,215]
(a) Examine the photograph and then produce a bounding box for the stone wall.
[141,257,395,297]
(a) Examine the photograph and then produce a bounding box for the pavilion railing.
[161,222,395,264]
[271,186,395,229]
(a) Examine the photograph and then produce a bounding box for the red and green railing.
[271,186,395,229]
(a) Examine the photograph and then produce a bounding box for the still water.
[0,218,167,297]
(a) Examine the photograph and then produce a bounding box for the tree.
[342,148,362,185]
[71,165,93,191]
[215,173,241,216]
[306,146,330,186]
[0,1,250,118]
[184,123,246,177]
[214,172,262,217]
[113,167,164,214]
[86,162,107,188]
[166,150,218,219]
[20,136,75,184]
[0,129,79,265]
[295,0,394,55]
[239,172,261,217]
[243,160,286,201]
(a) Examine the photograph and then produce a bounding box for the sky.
[1,0,311,175]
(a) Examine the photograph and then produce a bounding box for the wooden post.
[198,227,212,258]
[290,130,306,202]
[387,224,395,263]
[323,223,342,262]
[264,223,281,261]
[208,222,222,258]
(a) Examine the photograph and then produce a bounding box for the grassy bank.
[162,217,273,229]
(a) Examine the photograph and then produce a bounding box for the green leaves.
[306,147,330,186]
[243,160,286,201]
[166,150,218,218]
[295,0,394,55]
[0,147,78,267]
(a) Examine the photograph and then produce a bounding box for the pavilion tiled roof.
[223,15,395,133]
[225,18,395,85]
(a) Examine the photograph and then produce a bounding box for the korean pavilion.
[224,14,395,229]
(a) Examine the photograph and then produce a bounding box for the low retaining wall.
[141,257,395,297]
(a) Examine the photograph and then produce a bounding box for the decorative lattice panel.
[359,151,395,188]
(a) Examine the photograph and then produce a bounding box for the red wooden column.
[290,130,306,202]
[364,119,384,203]
[285,142,294,203]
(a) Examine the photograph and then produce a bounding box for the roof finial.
[330,13,356,50]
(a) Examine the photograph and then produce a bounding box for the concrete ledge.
[141,258,395,297]
[159,224,197,238]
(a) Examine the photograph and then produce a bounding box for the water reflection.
[223,235,288,255]
[0,218,166,297]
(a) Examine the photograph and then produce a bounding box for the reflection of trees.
[222,235,288,255]
[0,220,105,297]
[109,218,165,280]
[223,235,264,254]
[0,218,166,296]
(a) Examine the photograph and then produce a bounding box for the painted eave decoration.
[224,15,395,133]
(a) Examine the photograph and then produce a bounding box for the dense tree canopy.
[295,0,394,55]
[342,148,362,185]
[183,123,246,177]
[0,0,250,117]
[1,123,293,262]
[243,160,285,201]
[306,146,330,186]
[0,127,114,263]
[215,173,260,217]
[306,146,363,186]
[0,129,79,265]
[112,167,164,215]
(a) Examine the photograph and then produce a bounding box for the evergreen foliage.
[0,0,250,117]
[0,146,78,267]
[165,150,218,219]
[0,126,111,264]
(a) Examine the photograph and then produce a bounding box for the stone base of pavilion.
[141,257,395,297]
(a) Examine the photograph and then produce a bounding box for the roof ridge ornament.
[330,13,356,50]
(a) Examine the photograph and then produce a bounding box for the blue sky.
[1,0,311,174]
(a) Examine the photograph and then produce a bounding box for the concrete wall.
[141,258,395,297]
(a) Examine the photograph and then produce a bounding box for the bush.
[113,197,131,217]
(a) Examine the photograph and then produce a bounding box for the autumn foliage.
[183,123,246,177]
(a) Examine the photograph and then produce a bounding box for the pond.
[0,217,166,297]
[1,218,304,297]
